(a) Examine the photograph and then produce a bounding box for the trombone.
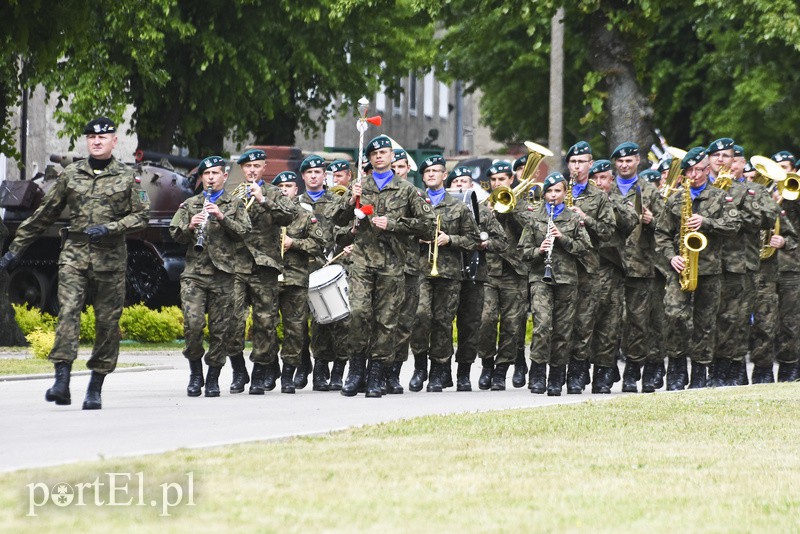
[487,141,553,213]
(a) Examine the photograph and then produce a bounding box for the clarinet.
[541,202,555,283]
[194,185,213,253]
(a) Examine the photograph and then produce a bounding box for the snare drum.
[308,265,350,324]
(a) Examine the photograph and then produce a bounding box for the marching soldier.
[0,117,149,410]
[170,156,251,397]
[654,147,739,390]
[329,159,353,189]
[228,149,297,395]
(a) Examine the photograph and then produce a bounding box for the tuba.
[487,141,553,214]
[752,155,789,259]
[679,176,707,292]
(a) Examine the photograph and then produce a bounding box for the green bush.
[26,329,55,359]
[13,303,57,335]
[120,304,183,343]
[80,305,96,343]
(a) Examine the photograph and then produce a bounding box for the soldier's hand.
[206,203,224,220]
[687,214,703,231]
[349,183,363,205]
[343,245,354,256]
[641,206,654,225]
[671,255,686,273]
[770,235,786,249]
[436,232,450,246]
[478,240,489,250]
[249,183,264,204]
[539,237,554,255]
[283,236,294,251]
[0,251,18,271]
[189,213,206,230]
[85,225,109,243]
[550,225,562,239]
[372,216,388,230]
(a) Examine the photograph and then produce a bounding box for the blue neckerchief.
[373,169,394,191]
[306,189,325,202]
[204,189,224,203]
[255,180,264,188]
[547,202,566,218]
[572,182,588,198]
[690,181,708,200]
[615,175,638,196]
[736,177,745,183]
[427,187,446,207]
[708,174,716,184]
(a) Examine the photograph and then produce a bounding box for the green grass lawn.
[0,359,143,376]
[1,385,799,532]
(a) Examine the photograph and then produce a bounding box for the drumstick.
[323,250,347,267]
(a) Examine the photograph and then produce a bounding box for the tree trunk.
[586,9,654,157]
[0,223,27,346]
[254,108,298,146]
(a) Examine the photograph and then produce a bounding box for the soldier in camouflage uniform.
[409,157,480,392]
[331,135,435,398]
[564,141,616,394]
[169,156,251,397]
[271,171,327,393]
[608,142,664,393]
[227,149,297,395]
[0,117,149,410]
[654,147,740,390]
[587,161,639,393]
[519,172,592,396]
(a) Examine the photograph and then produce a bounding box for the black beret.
[513,155,528,171]
[327,160,351,173]
[299,154,326,173]
[611,142,639,159]
[198,156,226,173]
[589,160,612,177]
[365,135,392,156]
[707,138,735,154]
[657,159,672,174]
[272,171,299,185]
[237,149,266,165]
[743,162,755,173]
[566,141,592,160]
[392,149,408,163]
[733,145,745,158]
[640,169,661,183]
[83,117,116,135]
[772,150,796,164]
[419,154,446,173]
[542,172,566,193]
[681,147,707,170]
[446,166,472,188]
[486,161,513,177]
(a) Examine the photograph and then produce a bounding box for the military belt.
[67,232,123,246]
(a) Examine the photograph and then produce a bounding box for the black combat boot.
[427,362,445,392]
[751,365,774,384]
[666,357,687,391]
[443,359,453,389]
[529,361,547,394]
[280,364,296,394]
[641,361,658,393]
[82,371,105,410]
[478,359,494,390]
[249,363,267,395]
[408,353,428,392]
[581,360,592,388]
[263,359,280,391]
[456,362,472,392]
[341,356,366,397]
[654,360,666,389]
[365,360,385,398]
[45,361,72,405]
[710,358,730,387]
[490,362,510,391]
[186,360,204,397]
[294,350,312,389]
[512,353,528,388]
[622,360,641,393]
[566,359,584,394]
[546,365,566,396]
[312,360,330,391]
[777,361,798,382]
[229,354,250,394]
[591,366,613,394]
[788,361,800,382]
[734,359,749,386]
[688,361,707,389]
[385,361,404,394]
[329,360,346,391]
[204,366,221,397]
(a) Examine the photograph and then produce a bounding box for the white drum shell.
[308,265,350,324]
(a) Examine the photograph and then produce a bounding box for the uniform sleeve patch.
[728,208,739,217]
[134,176,141,183]
[747,189,756,195]
[725,196,734,202]
[139,190,149,203]
[527,206,534,211]
[311,217,318,223]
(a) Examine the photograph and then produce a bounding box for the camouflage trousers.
[276,284,309,367]
[529,281,577,367]
[662,274,721,364]
[715,272,752,362]
[477,271,528,366]
[311,318,349,363]
[348,268,404,362]
[391,272,421,364]
[622,276,654,363]
[410,277,461,365]
[180,271,235,368]
[454,280,484,363]
[590,264,625,368]
[777,272,800,364]
[647,272,667,363]
[571,266,600,363]
[50,264,126,374]
[750,267,778,368]
[229,267,279,364]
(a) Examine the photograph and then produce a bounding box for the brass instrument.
[542,202,556,283]
[678,176,707,292]
[429,215,441,276]
[661,147,687,198]
[565,173,575,208]
[329,184,348,196]
[711,165,733,191]
[280,226,287,259]
[232,182,257,210]
[487,141,553,213]
[752,156,789,259]
[194,185,213,253]
[781,172,800,201]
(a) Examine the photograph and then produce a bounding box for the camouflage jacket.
[571,181,616,274]
[518,203,592,285]
[331,173,435,276]
[10,157,149,272]
[654,184,740,276]
[760,210,799,276]
[610,177,664,278]
[299,190,339,255]
[599,194,639,273]
[416,190,480,281]
[487,199,534,278]
[169,190,251,275]
[234,183,297,274]
[466,203,508,283]
[743,182,781,273]
[281,201,326,287]
[717,180,767,274]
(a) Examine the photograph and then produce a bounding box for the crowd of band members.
[168,135,800,399]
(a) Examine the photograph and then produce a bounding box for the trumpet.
[487,141,553,213]
[280,226,287,259]
[232,182,257,210]
[542,203,556,283]
[429,215,441,277]
[194,185,213,253]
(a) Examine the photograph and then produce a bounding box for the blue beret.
[542,172,566,193]
[611,142,639,159]
[657,159,672,174]
[237,149,266,165]
[589,160,612,177]
[513,155,528,171]
[198,156,226,173]
[486,161,513,177]
[83,117,116,135]
[772,150,796,164]
[640,169,661,183]
[392,149,408,163]
[366,135,392,156]
[299,154,326,173]
[566,141,592,160]
[419,154,446,173]
[327,160,351,173]
[446,166,472,187]
[681,147,707,170]
[707,138,735,154]
[272,171,299,185]
[733,145,744,158]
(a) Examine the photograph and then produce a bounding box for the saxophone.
[678,179,707,292]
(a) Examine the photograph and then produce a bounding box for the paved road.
[0,353,621,473]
